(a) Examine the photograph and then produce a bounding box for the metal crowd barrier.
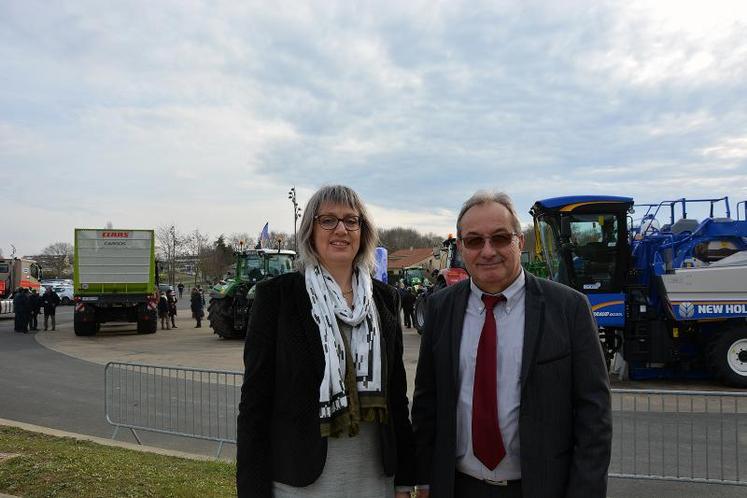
[104,362,242,457]
[105,362,747,483]
[609,388,747,486]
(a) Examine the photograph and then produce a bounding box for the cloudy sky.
[2,0,747,256]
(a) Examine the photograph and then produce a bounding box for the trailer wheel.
[137,318,157,334]
[711,328,747,388]
[74,321,97,336]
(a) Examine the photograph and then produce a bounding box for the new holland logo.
[679,302,695,319]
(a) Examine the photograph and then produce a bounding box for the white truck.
[73,229,159,336]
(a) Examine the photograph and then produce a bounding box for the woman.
[236,185,415,497]
[157,292,170,330]
[190,287,204,328]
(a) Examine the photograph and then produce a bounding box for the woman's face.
[313,201,362,270]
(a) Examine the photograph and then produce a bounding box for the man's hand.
[415,489,430,498]
[394,492,411,498]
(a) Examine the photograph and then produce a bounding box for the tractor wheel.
[710,327,747,388]
[413,295,427,335]
[74,321,97,337]
[208,297,237,339]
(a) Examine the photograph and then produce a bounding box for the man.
[41,286,61,331]
[178,282,185,298]
[401,286,416,328]
[412,191,611,498]
[29,288,41,331]
[13,288,29,333]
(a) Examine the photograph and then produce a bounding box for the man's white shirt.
[455,270,526,481]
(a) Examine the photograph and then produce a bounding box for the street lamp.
[288,186,302,252]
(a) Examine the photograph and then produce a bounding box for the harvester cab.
[530,195,634,361]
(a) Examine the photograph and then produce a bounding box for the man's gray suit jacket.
[412,273,612,498]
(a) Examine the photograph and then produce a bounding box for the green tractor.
[389,266,426,291]
[208,248,296,339]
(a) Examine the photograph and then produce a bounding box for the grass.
[0,426,235,497]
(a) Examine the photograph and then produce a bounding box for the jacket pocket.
[536,350,570,365]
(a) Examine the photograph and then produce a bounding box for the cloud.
[2,0,747,255]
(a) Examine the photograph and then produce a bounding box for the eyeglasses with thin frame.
[314,214,362,231]
[460,232,519,250]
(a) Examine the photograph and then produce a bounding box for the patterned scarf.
[305,264,383,433]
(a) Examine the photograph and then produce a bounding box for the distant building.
[387,247,439,274]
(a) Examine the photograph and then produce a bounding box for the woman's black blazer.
[236,271,415,497]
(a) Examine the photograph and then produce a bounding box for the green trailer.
[73,228,159,336]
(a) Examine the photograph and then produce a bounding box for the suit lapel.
[521,273,545,394]
[450,280,472,391]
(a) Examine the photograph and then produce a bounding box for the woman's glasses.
[314,215,362,231]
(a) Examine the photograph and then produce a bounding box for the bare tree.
[378,228,444,253]
[268,231,292,250]
[156,224,185,286]
[227,232,256,251]
[40,242,74,278]
[186,229,209,285]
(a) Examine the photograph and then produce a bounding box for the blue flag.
[258,222,270,249]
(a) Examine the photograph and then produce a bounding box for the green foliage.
[0,427,235,498]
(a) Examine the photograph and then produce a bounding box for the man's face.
[457,202,525,294]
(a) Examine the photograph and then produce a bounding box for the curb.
[0,418,230,463]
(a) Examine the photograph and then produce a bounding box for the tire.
[208,297,239,339]
[74,320,97,336]
[710,328,747,388]
[413,295,427,334]
[61,296,71,305]
[137,318,157,334]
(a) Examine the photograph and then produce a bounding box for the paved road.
[0,308,232,458]
[2,305,746,496]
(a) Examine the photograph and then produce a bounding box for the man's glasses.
[460,233,519,250]
[314,215,362,231]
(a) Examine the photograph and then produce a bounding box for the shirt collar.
[469,269,525,313]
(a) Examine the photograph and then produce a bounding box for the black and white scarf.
[305,264,383,423]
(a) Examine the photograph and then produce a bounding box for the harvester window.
[0,263,8,274]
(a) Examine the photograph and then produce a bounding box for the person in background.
[167,289,178,328]
[236,184,415,498]
[400,286,416,329]
[29,288,41,331]
[178,282,185,298]
[191,287,204,328]
[13,288,29,333]
[41,286,60,331]
[158,292,170,330]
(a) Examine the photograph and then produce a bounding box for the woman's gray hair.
[456,190,523,237]
[296,185,379,272]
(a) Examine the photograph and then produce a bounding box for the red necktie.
[472,294,506,470]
